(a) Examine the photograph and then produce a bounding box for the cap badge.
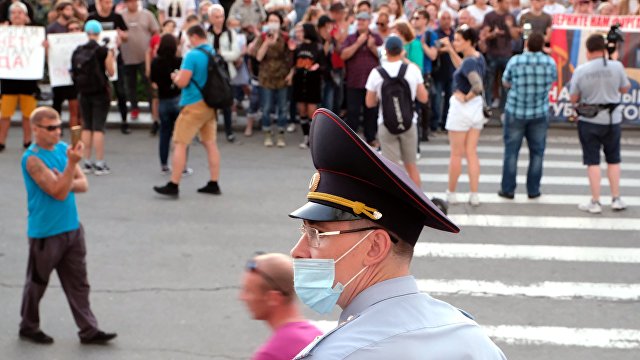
[308,172,320,192]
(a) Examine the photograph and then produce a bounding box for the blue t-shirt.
[453,55,486,94]
[180,44,215,107]
[416,29,436,75]
[22,142,79,239]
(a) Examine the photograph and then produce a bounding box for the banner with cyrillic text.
[0,26,45,80]
[550,15,640,124]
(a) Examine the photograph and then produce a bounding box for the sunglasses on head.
[37,124,62,131]
[245,255,288,296]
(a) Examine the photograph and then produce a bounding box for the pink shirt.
[252,321,323,360]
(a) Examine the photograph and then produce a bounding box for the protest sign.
[549,15,640,125]
[47,32,90,87]
[0,26,45,80]
[47,30,119,86]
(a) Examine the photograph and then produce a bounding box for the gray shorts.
[379,124,418,165]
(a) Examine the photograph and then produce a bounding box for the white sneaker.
[93,161,110,176]
[446,190,458,204]
[182,167,194,177]
[469,192,480,206]
[264,132,274,147]
[611,197,627,211]
[286,123,297,133]
[578,200,602,214]
[276,133,286,148]
[299,135,309,149]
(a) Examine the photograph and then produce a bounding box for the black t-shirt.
[46,21,68,34]
[150,56,182,99]
[87,11,128,65]
[87,11,128,32]
[432,28,455,81]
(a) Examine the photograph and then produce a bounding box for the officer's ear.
[363,229,392,267]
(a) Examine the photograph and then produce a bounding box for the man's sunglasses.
[37,124,63,131]
[246,257,288,296]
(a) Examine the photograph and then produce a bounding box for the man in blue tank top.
[20,107,116,345]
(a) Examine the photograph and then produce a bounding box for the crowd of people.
[0,0,631,201]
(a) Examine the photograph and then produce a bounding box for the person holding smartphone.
[19,107,117,345]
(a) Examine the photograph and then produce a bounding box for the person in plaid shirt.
[498,32,557,200]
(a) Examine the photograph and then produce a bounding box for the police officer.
[288,109,506,359]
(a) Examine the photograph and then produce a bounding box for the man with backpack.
[365,36,428,187]
[72,20,115,175]
[153,25,223,197]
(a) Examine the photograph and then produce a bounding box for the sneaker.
[498,190,514,199]
[197,181,221,195]
[150,121,159,136]
[161,166,171,175]
[264,132,274,147]
[82,161,93,174]
[80,330,117,345]
[153,181,179,197]
[491,98,500,109]
[299,135,309,149]
[611,197,627,211]
[286,123,297,133]
[469,192,480,206]
[226,133,236,143]
[120,123,131,135]
[578,199,602,214]
[130,108,140,121]
[276,133,286,147]
[19,329,54,344]
[93,162,110,176]
[446,190,458,204]
[182,167,194,177]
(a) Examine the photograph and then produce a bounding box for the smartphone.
[71,126,82,147]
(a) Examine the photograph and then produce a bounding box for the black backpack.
[190,47,233,109]
[70,42,107,95]
[376,63,414,134]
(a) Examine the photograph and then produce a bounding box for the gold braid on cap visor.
[307,192,383,220]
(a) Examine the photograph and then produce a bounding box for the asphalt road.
[0,120,639,360]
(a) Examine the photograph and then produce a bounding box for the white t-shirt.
[157,0,196,31]
[467,5,494,25]
[365,60,424,125]
[543,3,566,15]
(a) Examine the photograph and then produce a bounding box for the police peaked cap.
[289,109,459,246]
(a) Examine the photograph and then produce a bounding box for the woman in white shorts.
[440,25,486,206]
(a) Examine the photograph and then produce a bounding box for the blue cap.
[385,36,403,55]
[84,20,102,34]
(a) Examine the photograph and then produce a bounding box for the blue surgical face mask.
[293,231,373,314]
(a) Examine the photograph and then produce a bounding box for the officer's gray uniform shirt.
[295,276,507,359]
[569,58,631,125]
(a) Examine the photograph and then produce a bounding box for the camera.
[522,23,532,40]
[434,39,443,48]
[606,24,624,57]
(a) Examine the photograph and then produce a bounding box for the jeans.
[158,96,180,166]
[260,87,288,131]
[124,62,150,111]
[501,113,549,196]
[431,78,452,131]
[484,55,510,109]
[221,106,233,137]
[112,63,128,123]
[322,79,334,112]
[345,87,378,143]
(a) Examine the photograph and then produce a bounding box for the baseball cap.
[84,19,103,34]
[355,12,371,20]
[385,36,403,56]
[318,15,335,28]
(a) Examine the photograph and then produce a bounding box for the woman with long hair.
[287,22,326,149]
[392,20,423,70]
[441,25,487,206]
[150,34,183,174]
